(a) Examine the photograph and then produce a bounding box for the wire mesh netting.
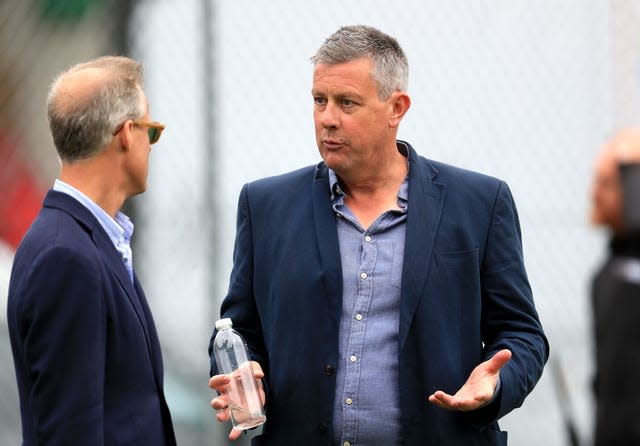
[2,1,640,445]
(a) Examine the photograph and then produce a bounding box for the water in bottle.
[212,318,266,430]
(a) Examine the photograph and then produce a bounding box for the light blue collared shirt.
[328,142,501,444]
[329,165,409,446]
[53,179,135,283]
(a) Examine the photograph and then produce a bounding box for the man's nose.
[319,102,340,129]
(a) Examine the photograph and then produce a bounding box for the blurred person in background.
[7,56,176,445]
[590,128,640,446]
[208,25,548,445]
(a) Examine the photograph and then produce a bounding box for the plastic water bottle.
[212,318,266,430]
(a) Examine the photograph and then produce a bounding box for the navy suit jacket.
[8,190,176,445]
[210,142,549,445]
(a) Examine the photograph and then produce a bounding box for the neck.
[337,149,408,230]
[341,150,408,199]
[59,160,125,218]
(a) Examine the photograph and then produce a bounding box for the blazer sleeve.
[16,245,106,445]
[209,184,269,377]
[470,181,549,425]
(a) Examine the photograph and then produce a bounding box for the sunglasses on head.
[113,119,165,144]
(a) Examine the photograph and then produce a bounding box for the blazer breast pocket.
[431,248,480,298]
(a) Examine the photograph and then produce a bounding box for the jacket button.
[324,365,335,375]
[318,423,328,433]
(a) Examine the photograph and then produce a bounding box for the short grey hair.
[310,25,408,99]
[46,55,146,161]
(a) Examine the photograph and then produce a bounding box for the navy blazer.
[8,190,176,446]
[210,142,548,445]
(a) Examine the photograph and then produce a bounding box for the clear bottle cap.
[215,318,233,330]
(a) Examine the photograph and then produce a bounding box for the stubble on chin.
[317,137,356,176]
[323,155,357,180]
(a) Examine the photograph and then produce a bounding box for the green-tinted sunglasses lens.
[148,127,160,144]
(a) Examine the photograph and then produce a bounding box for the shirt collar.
[53,179,134,244]
[328,142,410,208]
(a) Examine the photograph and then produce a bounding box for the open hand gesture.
[428,349,512,412]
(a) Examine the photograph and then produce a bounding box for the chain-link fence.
[2,1,640,445]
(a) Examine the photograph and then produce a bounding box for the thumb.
[486,349,512,373]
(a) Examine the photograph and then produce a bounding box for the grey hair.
[310,25,408,99]
[46,55,146,161]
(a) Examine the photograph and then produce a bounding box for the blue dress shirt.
[53,179,135,283]
[329,168,409,446]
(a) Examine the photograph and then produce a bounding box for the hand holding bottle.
[210,361,266,437]
[210,318,266,440]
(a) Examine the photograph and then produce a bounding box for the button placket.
[341,230,378,438]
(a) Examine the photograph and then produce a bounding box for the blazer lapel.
[312,163,343,324]
[95,230,153,343]
[44,191,154,351]
[399,145,445,349]
[133,275,165,387]
[308,151,445,350]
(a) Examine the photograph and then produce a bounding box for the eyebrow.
[311,90,364,102]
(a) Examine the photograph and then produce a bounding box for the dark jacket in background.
[592,233,640,446]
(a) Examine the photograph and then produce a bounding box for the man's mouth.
[322,138,343,150]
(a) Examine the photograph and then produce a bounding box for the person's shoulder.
[15,203,95,265]
[424,157,502,186]
[404,141,503,188]
[411,153,508,204]
[10,214,99,297]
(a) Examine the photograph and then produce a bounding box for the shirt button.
[344,442,351,446]
[360,272,367,279]
[365,235,372,242]
[350,355,357,362]
[355,313,363,321]
[345,397,353,405]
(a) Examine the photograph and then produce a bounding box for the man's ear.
[116,120,134,152]
[389,92,411,128]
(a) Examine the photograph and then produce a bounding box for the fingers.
[428,390,452,409]
[210,396,231,421]
[428,390,486,412]
[229,427,243,441]
[212,362,264,386]
[428,391,467,411]
[211,395,246,440]
[429,390,481,412]
[210,396,228,411]
[427,349,512,412]
[209,373,230,391]
[251,361,265,379]
[210,374,232,421]
[210,362,266,441]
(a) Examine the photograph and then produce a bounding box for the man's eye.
[342,99,354,107]
[314,97,327,106]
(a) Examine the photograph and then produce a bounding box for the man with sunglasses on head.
[7,56,175,445]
